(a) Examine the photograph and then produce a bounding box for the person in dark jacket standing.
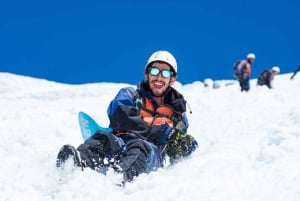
[56,50,198,182]
[290,65,300,80]
[257,66,280,89]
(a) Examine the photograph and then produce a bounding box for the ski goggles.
[148,66,173,78]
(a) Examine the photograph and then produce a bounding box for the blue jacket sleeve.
[107,87,136,119]
[180,113,189,133]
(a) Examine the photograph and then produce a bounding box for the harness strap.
[115,130,147,140]
[134,90,182,126]
[139,104,182,126]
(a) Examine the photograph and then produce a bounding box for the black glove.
[165,128,197,160]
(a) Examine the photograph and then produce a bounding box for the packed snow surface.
[1,72,299,201]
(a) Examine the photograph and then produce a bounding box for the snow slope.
[0,72,299,201]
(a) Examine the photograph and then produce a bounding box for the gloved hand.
[163,127,198,160]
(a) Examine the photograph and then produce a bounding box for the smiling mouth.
[153,81,164,89]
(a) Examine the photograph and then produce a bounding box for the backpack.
[257,69,270,86]
[259,69,271,80]
[233,60,245,79]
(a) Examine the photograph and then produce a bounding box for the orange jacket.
[244,62,251,75]
[139,97,175,127]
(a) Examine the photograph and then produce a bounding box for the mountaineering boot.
[56,144,84,170]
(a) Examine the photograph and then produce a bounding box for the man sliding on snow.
[56,50,198,182]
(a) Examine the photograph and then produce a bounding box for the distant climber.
[257,66,280,89]
[233,53,256,92]
[290,65,300,80]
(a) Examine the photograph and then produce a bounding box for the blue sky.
[1,0,299,85]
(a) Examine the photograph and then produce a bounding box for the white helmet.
[272,66,280,73]
[145,50,177,74]
[247,53,256,59]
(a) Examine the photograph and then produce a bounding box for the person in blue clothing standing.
[56,50,198,182]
